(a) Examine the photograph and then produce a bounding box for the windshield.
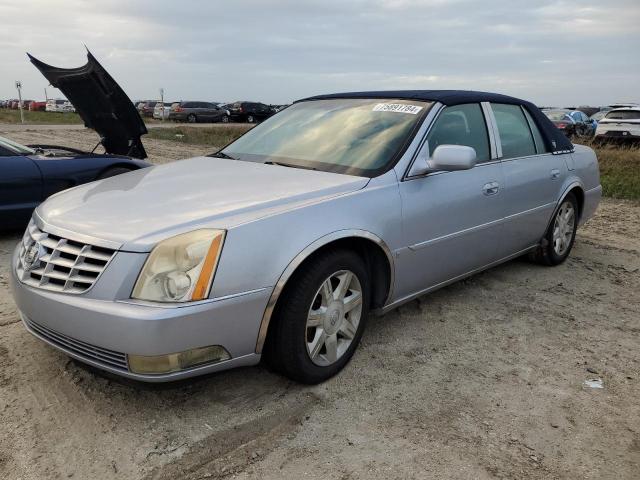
[545,111,571,122]
[222,98,432,176]
[605,110,640,120]
[0,135,35,155]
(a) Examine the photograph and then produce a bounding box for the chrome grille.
[24,316,128,371]
[16,222,116,294]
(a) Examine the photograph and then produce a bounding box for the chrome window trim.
[255,229,395,354]
[521,105,546,154]
[481,101,502,159]
[488,102,573,161]
[399,102,445,181]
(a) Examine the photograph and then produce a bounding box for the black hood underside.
[28,50,147,159]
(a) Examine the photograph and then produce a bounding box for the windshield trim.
[217,98,434,178]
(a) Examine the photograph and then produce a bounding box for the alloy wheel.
[552,201,575,256]
[305,270,363,366]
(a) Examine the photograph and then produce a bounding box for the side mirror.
[430,145,477,172]
[408,144,477,176]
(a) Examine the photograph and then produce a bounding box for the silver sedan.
[10,90,601,384]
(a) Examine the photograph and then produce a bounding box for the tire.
[246,115,255,123]
[96,167,133,180]
[187,114,197,123]
[529,193,578,266]
[265,249,370,384]
[221,115,230,123]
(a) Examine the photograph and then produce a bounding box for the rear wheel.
[530,193,578,266]
[187,114,197,123]
[265,249,370,384]
[96,166,133,180]
[221,115,230,123]
[246,115,255,123]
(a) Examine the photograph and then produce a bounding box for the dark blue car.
[1,51,153,229]
[0,135,149,229]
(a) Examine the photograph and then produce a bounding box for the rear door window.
[491,104,537,159]
[522,108,548,154]
[427,103,491,163]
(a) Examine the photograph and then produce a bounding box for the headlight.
[132,229,225,302]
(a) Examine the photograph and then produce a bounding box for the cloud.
[0,0,638,106]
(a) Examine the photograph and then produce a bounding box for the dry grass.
[147,125,253,150]
[0,109,83,124]
[578,140,640,200]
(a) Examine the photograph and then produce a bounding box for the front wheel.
[246,115,255,123]
[221,115,229,123]
[265,249,370,384]
[187,114,197,123]
[530,193,578,265]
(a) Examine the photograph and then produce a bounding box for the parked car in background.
[9,90,601,384]
[0,135,150,229]
[609,102,639,109]
[594,107,640,142]
[153,102,173,120]
[29,101,47,112]
[29,50,149,159]
[138,101,160,117]
[543,109,596,138]
[46,99,75,113]
[0,50,155,224]
[590,109,611,122]
[169,101,230,123]
[271,104,290,112]
[226,101,275,123]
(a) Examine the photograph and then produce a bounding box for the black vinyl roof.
[298,90,574,153]
[299,89,525,106]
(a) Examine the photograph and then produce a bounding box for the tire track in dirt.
[144,394,320,480]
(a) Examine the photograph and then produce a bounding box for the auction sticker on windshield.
[372,103,423,114]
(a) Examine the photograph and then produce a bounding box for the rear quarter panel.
[570,144,601,223]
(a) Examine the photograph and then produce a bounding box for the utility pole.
[15,81,24,124]
[159,87,165,122]
[44,87,48,101]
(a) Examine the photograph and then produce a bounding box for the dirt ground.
[0,127,639,479]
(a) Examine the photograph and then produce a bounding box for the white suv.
[45,99,75,113]
[153,102,172,120]
[595,107,640,141]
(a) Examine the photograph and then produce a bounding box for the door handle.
[550,169,560,179]
[482,181,500,196]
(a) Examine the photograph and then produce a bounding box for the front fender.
[254,229,394,353]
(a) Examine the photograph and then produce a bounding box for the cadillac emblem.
[24,242,44,270]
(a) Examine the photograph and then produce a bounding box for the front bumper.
[11,247,270,382]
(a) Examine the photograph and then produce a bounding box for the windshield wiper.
[209,151,236,160]
[264,160,316,171]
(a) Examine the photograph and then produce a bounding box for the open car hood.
[28,50,147,159]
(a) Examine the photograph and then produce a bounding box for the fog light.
[128,345,231,374]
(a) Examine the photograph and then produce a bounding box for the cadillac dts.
[10,90,601,384]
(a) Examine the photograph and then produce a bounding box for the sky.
[1,0,639,107]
